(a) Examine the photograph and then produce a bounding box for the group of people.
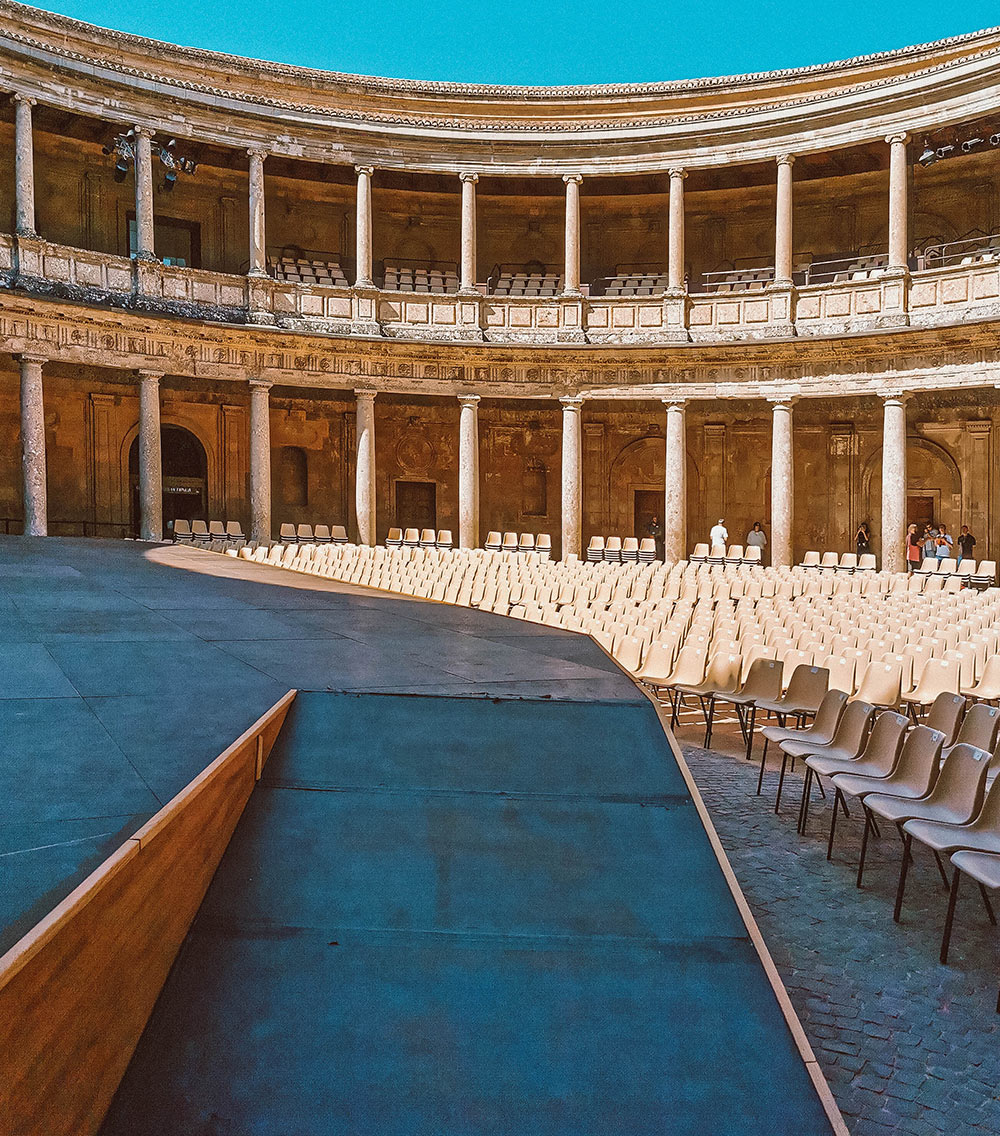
[904,521,978,572]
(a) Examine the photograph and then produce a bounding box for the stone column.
[355,165,375,287]
[12,94,37,237]
[457,395,481,548]
[770,399,796,567]
[663,399,688,562]
[667,168,687,291]
[355,388,377,546]
[562,174,583,295]
[248,378,272,545]
[16,353,47,536]
[887,133,909,271]
[137,370,163,542]
[247,148,267,275]
[459,173,478,293]
[881,392,910,573]
[560,395,583,559]
[774,154,795,285]
[133,126,155,260]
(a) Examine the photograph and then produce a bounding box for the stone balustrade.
[4,231,1000,348]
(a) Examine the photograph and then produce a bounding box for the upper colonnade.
[3,3,1000,385]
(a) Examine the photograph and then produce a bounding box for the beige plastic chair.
[853,660,902,709]
[828,725,945,862]
[895,750,1000,922]
[902,657,961,719]
[800,710,908,835]
[863,742,992,892]
[940,850,1000,989]
[706,657,783,755]
[948,703,1000,755]
[963,654,1000,702]
[757,688,847,798]
[921,691,966,748]
[822,654,856,695]
[671,651,743,743]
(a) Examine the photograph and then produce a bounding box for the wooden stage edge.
[0,689,297,1136]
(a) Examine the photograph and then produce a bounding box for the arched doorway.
[129,425,208,537]
[863,437,962,556]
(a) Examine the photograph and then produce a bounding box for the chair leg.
[979,883,998,926]
[745,704,757,761]
[932,850,951,890]
[827,788,842,860]
[756,740,769,796]
[704,695,716,748]
[940,867,962,964]
[798,767,813,834]
[857,808,873,888]
[775,752,790,812]
[894,833,913,923]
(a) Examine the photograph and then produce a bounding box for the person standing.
[746,521,767,564]
[936,522,954,562]
[709,517,728,553]
[855,522,871,558]
[646,514,664,561]
[922,524,938,564]
[906,523,922,573]
[958,524,977,566]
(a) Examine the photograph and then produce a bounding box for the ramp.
[100,691,841,1135]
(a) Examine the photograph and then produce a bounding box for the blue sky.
[34,1,1000,85]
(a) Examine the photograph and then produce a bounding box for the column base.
[247,310,276,326]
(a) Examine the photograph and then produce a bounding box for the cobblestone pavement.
[679,714,1000,1136]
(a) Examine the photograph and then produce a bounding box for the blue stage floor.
[101,690,836,1135]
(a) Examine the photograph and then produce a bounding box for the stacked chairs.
[268,251,350,287]
[172,518,246,551]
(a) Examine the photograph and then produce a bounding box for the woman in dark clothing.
[855,522,871,558]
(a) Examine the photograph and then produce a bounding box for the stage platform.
[0,539,840,1133]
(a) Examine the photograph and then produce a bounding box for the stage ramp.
[99,690,843,1136]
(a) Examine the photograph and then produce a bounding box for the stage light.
[961,137,984,153]
[990,134,1000,146]
[917,142,937,167]
[935,144,955,160]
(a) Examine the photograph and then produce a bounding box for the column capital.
[668,167,687,181]
[458,393,481,407]
[355,164,375,178]
[661,397,688,410]
[776,153,796,167]
[355,386,378,400]
[767,395,798,408]
[14,352,47,366]
[132,124,154,139]
[560,394,584,409]
[882,389,911,404]
[885,132,909,146]
[248,377,273,392]
[459,171,479,184]
[10,92,36,108]
[562,173,583,186]
[247,147,268,162]
[135,368,163,383]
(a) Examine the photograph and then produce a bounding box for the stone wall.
[1,361,994,561]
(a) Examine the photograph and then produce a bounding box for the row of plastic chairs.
[387,528,453,550]
[586,536,658,563]
[800,550,878,572]
[173,519,245,547]
[278,523,349,544]
[689,544,764,566]
[484,532,552,556]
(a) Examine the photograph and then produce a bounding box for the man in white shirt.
[709,518,728,549]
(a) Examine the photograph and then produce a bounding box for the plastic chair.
[901,657,961,719]
[485,531,502,552]
[436,530,453,550]
[296,524,314,542]
[800,709,907,834]
[386,528,403,548]
[828,725,945,862]
[863,742,992,892]
[191,520,211,544]
[671,651,743,742]
[757,689,847,798]
[895,751,1000,922]
[853,661,903,709]
[313,524,331,544]
[173,519,193,543]
[963,654,1000,701]
[706,657,783,756]
[940,850,1000,991]
[587,536,605,562]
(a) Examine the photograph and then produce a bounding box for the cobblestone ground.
[678,713,1000,1136]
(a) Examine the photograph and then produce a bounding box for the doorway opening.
[395,480,437,532]
[633,489,662,542]
[907,494,937,531]
[129,425,208,537]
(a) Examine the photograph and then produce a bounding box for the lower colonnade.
[6,349,993,573]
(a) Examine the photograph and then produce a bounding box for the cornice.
[1,2,999,171]
[2,1,997,100]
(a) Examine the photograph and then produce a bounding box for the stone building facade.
[2,2,1000,566]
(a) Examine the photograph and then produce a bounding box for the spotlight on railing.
[917,142,937,167]
[991,134,1000,147]
[102,131,197,191]
[961,137,985,153]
